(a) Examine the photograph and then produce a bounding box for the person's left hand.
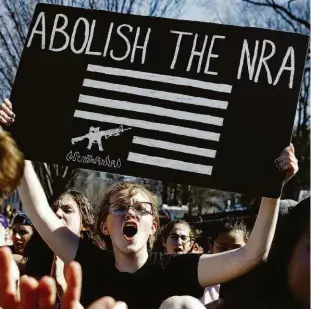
[275,143,298,184]
[0,247,127,309]
[0,246,56,309]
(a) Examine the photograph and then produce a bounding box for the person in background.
[3,203,13,223]
[161,219,196,254]
[0,125,25,303]
[210,218,250,254]
[202,218,251,306]
[11,211,33,256]
[206,197,309,309]
[0,247,128,309]
[22,189,104,302]
[0,214,11,246]
[0,98,300,309]
[262,196,310,309]
[159,219,202,254]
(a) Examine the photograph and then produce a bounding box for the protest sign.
[10,3,309,197]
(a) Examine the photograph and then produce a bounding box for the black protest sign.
[10,3,309,197]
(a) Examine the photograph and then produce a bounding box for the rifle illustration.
[71,125,132,151]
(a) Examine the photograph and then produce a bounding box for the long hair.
[49,189,105,249]
[96,181,159,250]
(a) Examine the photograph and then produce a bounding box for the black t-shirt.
[75,238,203,309]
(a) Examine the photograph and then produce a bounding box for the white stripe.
[127,152,213,175]
[78,94,223,127]
[74,110,220,141]
[83,79,228,110]
[87,64,232,94]
[132,136,217,158]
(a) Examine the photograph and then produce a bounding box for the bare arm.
[18,160,79,263]
[198,144,298,287]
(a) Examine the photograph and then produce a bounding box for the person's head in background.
[50,189,103,248]
[269,197,310,309]
[21,230,54,279]
[12,211,33,255]
[161,219,196,254]
[211,217,250,254]
[3,203,13,217]
[0,214,10,246]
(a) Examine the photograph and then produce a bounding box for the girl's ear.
[100,222,109,236]
[81,225,89,231]
[162,237,167,248]
[150,219,158,236]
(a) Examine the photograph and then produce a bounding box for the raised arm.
[18,161,79,263]
[0,99,79,262]
[198,145,298,287]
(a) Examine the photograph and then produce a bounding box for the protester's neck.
[114,246,149,273]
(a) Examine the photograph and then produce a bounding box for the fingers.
[87,297,127,309]
[275,144,299,184]
[0,111,12,126]
[1,102,14,118]
[276,153,297,170]
[0,247,17,309]
[62,262,82,309]
[20,275,39,309]
[3,99,12,110]
[37,276,57,309]
[0,99,15,126]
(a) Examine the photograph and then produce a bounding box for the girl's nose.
[126,207,138,219]
[55,208,63,219]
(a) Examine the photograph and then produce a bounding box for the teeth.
[125,223,136,227]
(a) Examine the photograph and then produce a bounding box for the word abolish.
[27,12,151,64]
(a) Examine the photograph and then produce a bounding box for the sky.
[180,0,235,23]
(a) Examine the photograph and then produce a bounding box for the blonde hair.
[0,130,24,196]
[97,181,159,250]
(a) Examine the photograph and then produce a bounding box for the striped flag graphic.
[74,64,232,176]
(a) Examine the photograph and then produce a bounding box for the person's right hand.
[0,99,15,126]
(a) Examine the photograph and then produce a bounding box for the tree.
[32,161,78,199]
[199,0,310,199]
[239,0,310,199]
[0,0,186,98]
[0,0,186,198]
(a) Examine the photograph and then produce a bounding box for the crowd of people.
[0,98,309,309]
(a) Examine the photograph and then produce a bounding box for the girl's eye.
[134,204,144,211]
[63,207,74,213]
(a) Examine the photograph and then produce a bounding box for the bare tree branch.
[241,0,310,29]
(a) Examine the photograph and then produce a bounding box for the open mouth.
[123,222,138,241]
[173,247,183,253]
